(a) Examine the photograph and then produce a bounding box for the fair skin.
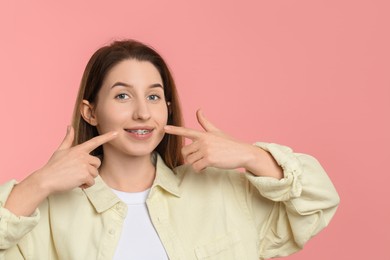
[5,59,282,217]
[4,129,118,216]
[165,110,283,178]
[81,59,169,192]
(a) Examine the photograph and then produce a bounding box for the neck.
[99,149,156,192]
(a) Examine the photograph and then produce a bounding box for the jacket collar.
[83,153,181,213]
[152,153,181,198]
[82,175,120,213]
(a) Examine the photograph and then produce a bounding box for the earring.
[167,102,172,114]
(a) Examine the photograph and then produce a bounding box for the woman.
[0,39,339,259]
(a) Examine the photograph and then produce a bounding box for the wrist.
[242,145,265,175]
[4,169,51,217]
[244,145,283,179]
[26,168,53,198]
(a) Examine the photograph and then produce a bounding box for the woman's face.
[85,59,168,157]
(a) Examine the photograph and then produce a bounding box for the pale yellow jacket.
[0,143,340,260]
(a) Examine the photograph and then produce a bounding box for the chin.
[123,143,159,157]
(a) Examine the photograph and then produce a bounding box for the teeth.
[129,129,151,135]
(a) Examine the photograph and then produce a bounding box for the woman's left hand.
[164,110,283,179]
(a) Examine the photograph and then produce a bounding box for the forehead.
[103,59,163,87]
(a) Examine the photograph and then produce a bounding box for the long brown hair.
[72,39,184,169]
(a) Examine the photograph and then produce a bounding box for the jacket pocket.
[194,232,247,260]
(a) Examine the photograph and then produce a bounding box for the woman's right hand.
[3,126,117,216]
[39,126,117,193]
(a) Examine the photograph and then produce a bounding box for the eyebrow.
[110,82,163,89]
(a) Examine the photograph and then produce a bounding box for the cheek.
[154,106,169,125]
[96,105,131,129]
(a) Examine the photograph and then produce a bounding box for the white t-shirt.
[112,188,169,260]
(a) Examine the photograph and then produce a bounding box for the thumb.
[58,125,75,150]
[196,109,219,132]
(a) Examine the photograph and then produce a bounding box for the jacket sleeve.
[0,180,40,251]
[244,142,340,259]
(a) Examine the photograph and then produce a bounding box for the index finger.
[77,131,118,153]
[164,125,202,140]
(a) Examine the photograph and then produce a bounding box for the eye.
[147,94,161,102]
[115,93,130,100]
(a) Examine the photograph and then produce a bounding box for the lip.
[124,126,155,140]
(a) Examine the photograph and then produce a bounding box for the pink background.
[0,1,389,259]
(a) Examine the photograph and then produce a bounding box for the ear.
[80,100,98,126]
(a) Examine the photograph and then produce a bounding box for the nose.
[132,99,151,121]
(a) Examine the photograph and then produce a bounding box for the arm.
[164,109,283,179]
[245,142,340,258]
[0,180,41,251]
[0,127,117,249]
[165,110,339,258]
